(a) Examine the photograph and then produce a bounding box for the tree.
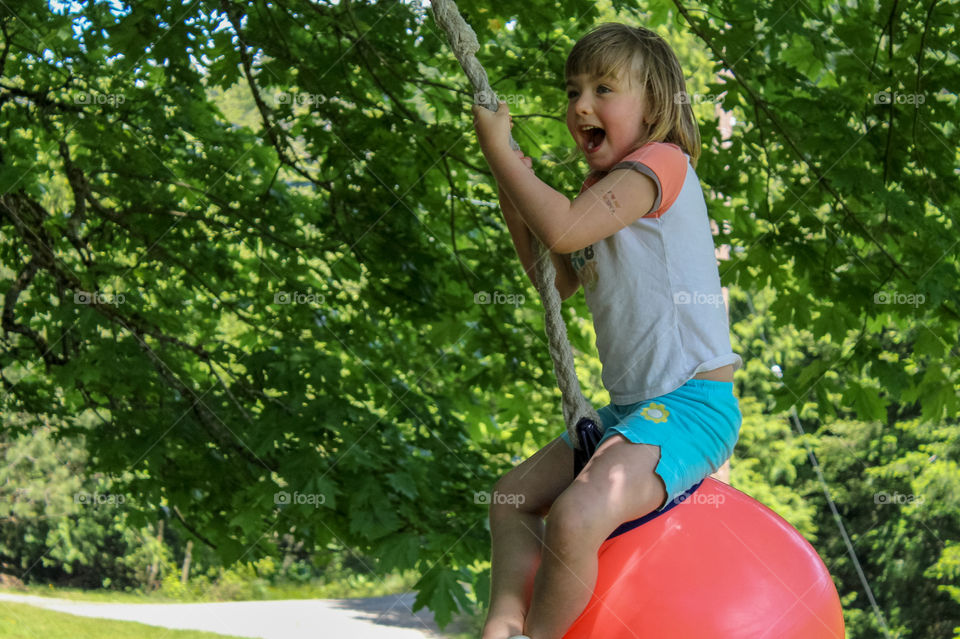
[0,414,170,589]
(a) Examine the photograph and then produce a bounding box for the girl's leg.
[522,433,667,639]
[483,436,575,639]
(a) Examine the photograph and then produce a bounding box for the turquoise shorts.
[561,379,742,511]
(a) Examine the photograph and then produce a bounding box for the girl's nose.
[575,95,593,115]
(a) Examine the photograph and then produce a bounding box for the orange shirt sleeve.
[610,142,688,218]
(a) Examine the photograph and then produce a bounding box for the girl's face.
[565,69,650,172]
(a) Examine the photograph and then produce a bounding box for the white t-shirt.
[570,141,742,404]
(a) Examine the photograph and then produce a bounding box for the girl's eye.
[566,86,609,99]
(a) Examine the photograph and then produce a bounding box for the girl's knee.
[489,469,536,517]
[492,466,526,502]
[490,441,575,518]
[544,489,607,555]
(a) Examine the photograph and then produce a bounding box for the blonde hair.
[565,23,701,167]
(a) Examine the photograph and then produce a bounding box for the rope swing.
[431,0,602,463]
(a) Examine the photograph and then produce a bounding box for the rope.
[786,405,890,634]
[431,0,601,448]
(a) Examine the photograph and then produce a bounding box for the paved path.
[0,592,460,638]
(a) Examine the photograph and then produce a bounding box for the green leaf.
[376,534,420,573]
[412,566,472,629]
[841,380,886,422]
[780,34,824,80]
[386,471,420,500]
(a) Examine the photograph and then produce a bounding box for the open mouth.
[582,126,606,152]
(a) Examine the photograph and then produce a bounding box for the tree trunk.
[181,540,193,585]
[146,519,164,591]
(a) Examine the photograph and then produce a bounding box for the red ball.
[562,478,845,639]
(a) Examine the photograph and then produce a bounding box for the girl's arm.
[499,177,580,301]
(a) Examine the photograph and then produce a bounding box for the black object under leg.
[573,417,603,477]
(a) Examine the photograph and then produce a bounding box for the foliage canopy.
[1,0,957,633]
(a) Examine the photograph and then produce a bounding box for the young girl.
[472,23,743,639]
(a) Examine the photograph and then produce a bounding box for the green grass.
[0,602,249,639]
[17,569,420,604]
[18,584,173,603]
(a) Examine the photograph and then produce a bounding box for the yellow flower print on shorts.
[640,403,670,424]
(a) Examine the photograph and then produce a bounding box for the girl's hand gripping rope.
[472,100,514,160]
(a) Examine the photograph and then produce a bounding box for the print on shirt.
[570,244,598,293]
